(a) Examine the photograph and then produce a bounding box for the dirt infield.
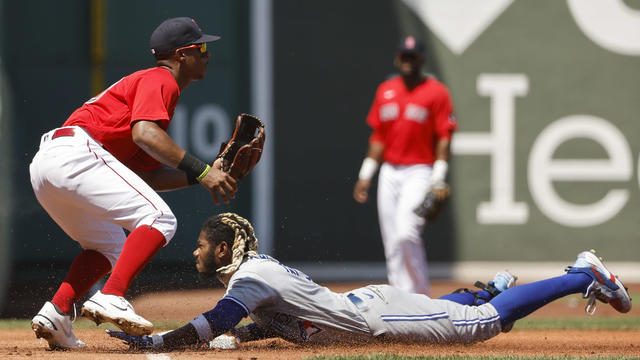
[2,281,639,359]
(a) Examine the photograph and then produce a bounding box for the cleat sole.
[81,307,152,336]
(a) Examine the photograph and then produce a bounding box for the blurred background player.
[106,213,631,350]
[353,35,457,295]
[29,17,238,350]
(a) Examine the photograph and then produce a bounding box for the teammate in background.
[353,35,457,295]
[107,213,631,350]
[30,17,238,350]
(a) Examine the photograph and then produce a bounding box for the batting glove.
[106,330,163,350]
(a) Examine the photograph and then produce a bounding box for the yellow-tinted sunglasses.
[175,43,207,54]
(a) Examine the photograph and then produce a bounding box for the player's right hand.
[353,179,371,204]
[200,158,238,205]
[106,330,155,350]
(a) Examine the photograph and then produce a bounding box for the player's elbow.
[131,120,161,147]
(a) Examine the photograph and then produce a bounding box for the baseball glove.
[414,184,450,222]
[217,113,266,181]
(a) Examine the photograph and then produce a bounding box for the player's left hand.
[414,182,450,221]
[106,330,156,350]
[217,113,266,182]
[430,181,450,201]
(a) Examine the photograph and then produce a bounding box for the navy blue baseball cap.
[397,35,424,54]
[150,17,220,55]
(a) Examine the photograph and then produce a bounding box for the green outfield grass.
[305,356,640,360]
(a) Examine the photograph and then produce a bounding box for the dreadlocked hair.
[201,212,258,285]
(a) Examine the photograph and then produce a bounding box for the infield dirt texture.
[1,282,638,359]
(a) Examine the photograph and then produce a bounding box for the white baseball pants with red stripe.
[377,162,432,295]
[29,126,177,266]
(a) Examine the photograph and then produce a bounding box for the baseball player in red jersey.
[29,17,238,350]
[354,35,457,295]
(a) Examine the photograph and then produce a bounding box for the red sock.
[101,226,166,297]
[51,250,112,314]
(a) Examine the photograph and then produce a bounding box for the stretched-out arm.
[107,298,247,350]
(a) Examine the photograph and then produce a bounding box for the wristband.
[151,334,164,349]
[178,152,208,184]
[430,160,448,184]
[358,157,379,181]
[190,314,214,341]
[196,164,211,181]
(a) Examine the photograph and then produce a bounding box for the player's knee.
[395,229,422,244]
[148,210,178,243]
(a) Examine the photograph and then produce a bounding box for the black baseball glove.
[414,184,450,222]
[217,113,266,181]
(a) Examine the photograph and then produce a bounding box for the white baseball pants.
[352,285,503,344]
[377,163,432,295]
[29,126,177,266]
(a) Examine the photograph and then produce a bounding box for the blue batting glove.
[106,330,154,349]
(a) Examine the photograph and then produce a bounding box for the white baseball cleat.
[31,302,86,350]
[81,290,153,336]
[566,249,632,314]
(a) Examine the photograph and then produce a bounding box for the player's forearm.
[434,138,451,162]
[365,141,385,162]
[132,120,187,168]
[160,323,201,349]
[136,168,190,191]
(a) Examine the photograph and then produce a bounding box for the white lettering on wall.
[567,0,640,56]
[451,74,529,224]
[528,115,632,227]
[192,105,232,159]
[168,104,231,160]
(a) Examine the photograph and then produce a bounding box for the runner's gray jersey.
[223,255,502,344]
[222,255,372,344]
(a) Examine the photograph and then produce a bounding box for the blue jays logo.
[297,320,322,340]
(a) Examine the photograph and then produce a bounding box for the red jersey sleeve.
[366,86,385,144]
[431,87,457,140]
[128,71,179,125]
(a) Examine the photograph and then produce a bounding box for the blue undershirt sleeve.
[201,298,249,337]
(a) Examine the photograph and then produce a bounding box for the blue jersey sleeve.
[201,298,248,337]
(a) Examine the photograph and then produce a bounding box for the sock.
[101,226,166,297]
[439,290,493,305]
[490,273,592,325]
[51,250,112,314]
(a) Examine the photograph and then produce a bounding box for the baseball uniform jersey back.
[222,255,501,345]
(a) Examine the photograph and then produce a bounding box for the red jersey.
[366,76,457,165]
[64,67,180,171]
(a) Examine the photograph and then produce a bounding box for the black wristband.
[178,152,208,184]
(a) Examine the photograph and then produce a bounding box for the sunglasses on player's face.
[398,52,419,62]
[175,43,207,55]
